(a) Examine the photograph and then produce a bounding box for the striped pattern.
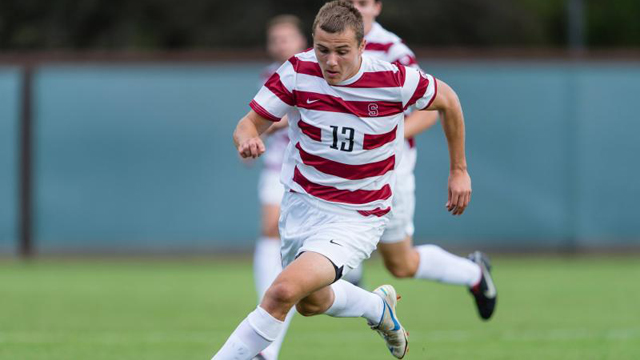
[364,21,421,148]
[257,62,290,172]
[251,49,436,212]
[295,143,395,180]
[363,126,397,150]
[364,22,418,68]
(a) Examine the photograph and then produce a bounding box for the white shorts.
[278,192,388,275]
[380,143,417,243]
[258,170,285,206]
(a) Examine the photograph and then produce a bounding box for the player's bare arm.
[233,110,274,159]
[425,79,471,216]
[404,110,438,139]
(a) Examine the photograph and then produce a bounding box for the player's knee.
[295,300,323,317]
[264,281,299,306]
[385,261,414,278]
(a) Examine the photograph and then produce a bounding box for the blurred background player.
[252,15,306,360]
[349,0,497,320]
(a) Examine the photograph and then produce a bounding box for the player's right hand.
[446,169,472,216]
[237,137,266,159]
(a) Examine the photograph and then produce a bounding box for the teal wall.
[0,67,20,255]
[413,62,640,249]
[0,61,639,253]
[34,65,263,252]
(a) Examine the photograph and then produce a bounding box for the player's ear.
[359,39,366,55]
[374,1,382,17]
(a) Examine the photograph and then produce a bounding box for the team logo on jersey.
[368,103,379,117]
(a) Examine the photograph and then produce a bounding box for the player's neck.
[342,56,363,83]
[364,23,373,36]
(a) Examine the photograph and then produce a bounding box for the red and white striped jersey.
[364,22,418,68]
[250,49,436,214]
[365,22,420,149]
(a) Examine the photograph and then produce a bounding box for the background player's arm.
[425,79,472,216]
[404,110,438,139]
[264,115,289,135]
[233,110,275,159]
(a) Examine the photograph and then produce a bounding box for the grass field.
[1,255,639,360]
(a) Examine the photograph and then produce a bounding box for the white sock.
[212,306,284,360]
[254,237,282,300]
[323,280,384,325]
[259,309,294,360]
[414,245,482,286]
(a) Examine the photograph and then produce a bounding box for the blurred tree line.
[1,0,639,50]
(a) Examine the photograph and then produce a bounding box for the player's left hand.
[446,170,472,216]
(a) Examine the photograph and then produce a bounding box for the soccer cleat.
[468,251,497,320]
[252,353,267,360]
[369,285,409,359]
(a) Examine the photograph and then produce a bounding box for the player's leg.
[253,205,293,360]
[253,171,292,360]
[213,252,336,360]
[295,279,409,359]
[287,204,408,359]
[379,235,497,321]
[254,170,285,299]
[213,191,408,359]
[260,252,339,319]
[295,274,382,321]
[214,250,398,359]
[293,261,409,359]
[379,146,496,320]
[379,238,480,284]
[273,252,408,359]
[254,204,281,298]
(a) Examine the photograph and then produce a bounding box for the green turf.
[1,255,639,359]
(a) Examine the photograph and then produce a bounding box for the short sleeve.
[399,66,437,110]
[388,42,418,68]
[250,58,297,122]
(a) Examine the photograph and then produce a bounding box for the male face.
[267,23,307,63]
[313,26,365,85]
[348,0,381,33]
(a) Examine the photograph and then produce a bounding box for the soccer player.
[252,15,306,360]
[349,0,497,320]
[213,1,469,358]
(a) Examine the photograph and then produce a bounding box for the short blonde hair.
[312,1,364,44]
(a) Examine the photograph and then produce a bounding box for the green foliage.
[587,0,640,46]
[0,0,639,49]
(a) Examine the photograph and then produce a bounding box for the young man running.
[213,1,470,358]
[349,0,497,321]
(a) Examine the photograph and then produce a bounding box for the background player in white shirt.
[349,0,497,321]
[213,2,471,359]
[252,15,306,360]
